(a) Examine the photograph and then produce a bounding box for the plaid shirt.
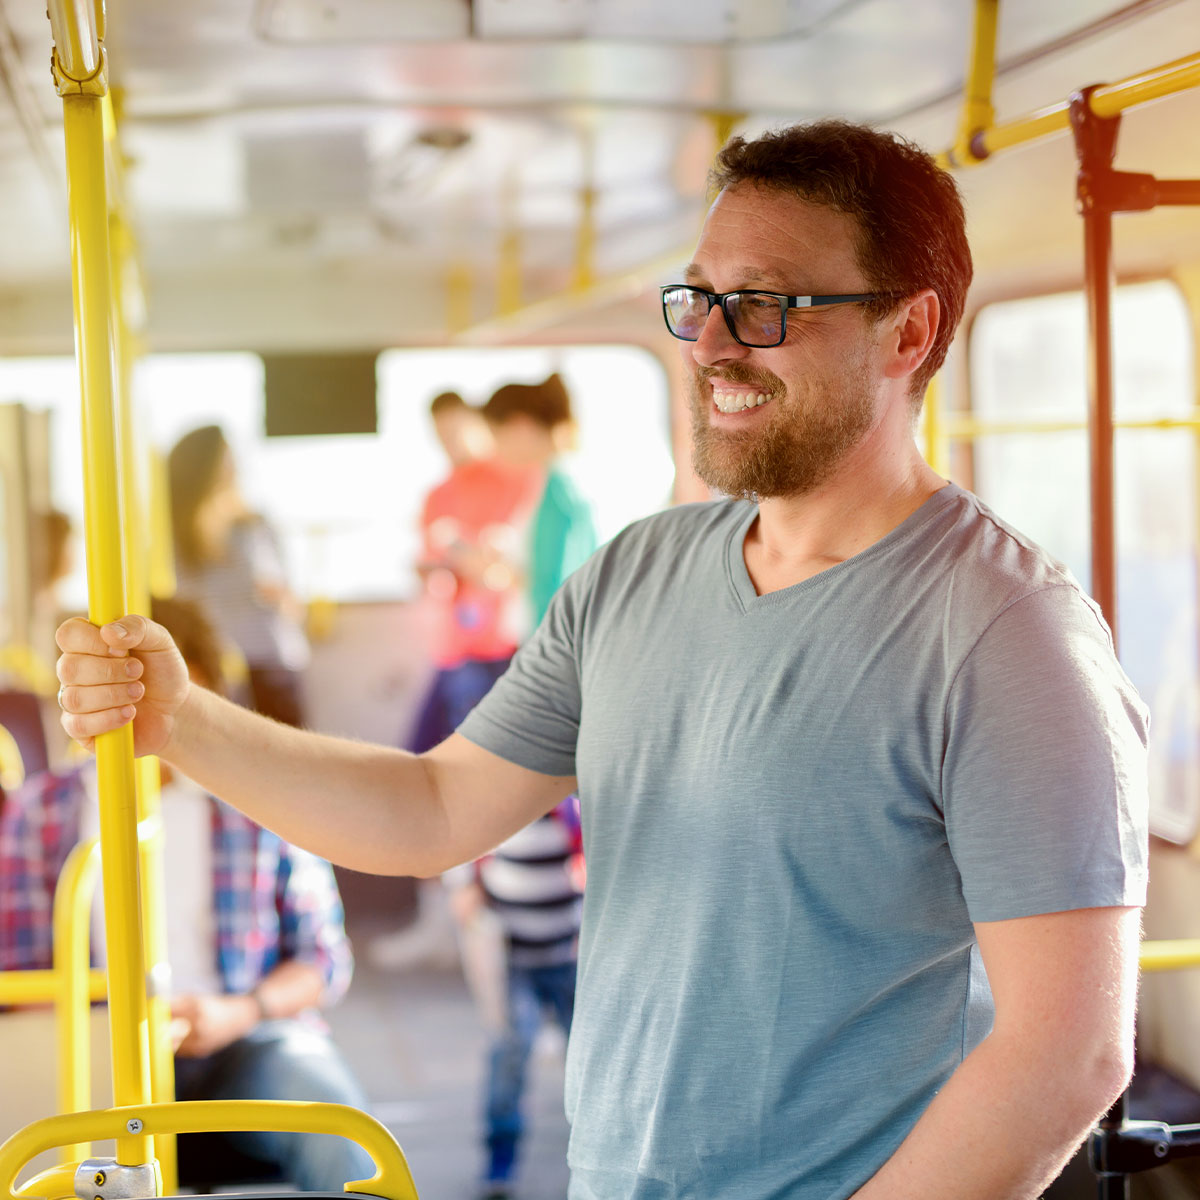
[0,765,353,1005]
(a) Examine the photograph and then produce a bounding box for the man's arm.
[852,904,1140,1200]
[55,615,575,876]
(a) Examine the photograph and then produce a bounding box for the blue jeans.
[407,657,511,753]
[484,961,577,1180]
[174,1019,375,1192]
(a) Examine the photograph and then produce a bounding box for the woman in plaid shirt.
[0,597,371,1192]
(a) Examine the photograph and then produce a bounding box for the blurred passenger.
[31,509,75,611]
[445,372,595,1199]
[408,392,541,753]
[481,373,597,629]
[168,425,310,726]
[371,393,541,976]
[2,596,372,1192]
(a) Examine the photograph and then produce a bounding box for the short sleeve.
[457,565,587,778]
[943,585,1149,923]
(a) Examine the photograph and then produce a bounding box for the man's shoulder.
[931,484,1107,640]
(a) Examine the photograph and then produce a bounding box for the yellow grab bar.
[0,1101,420,1200]
[1139,938,1200,973]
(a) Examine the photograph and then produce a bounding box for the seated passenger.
[0,596,372,1193]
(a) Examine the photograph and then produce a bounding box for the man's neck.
[743,440,945,595]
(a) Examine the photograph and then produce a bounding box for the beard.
[687,358,877,500]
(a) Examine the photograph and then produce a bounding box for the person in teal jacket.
[466,373,595,1198]
[483,373,597,628]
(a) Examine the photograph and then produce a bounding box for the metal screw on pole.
[125,1118,143,1134]
[93,1172,106,1186]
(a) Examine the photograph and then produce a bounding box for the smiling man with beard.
[56,120,1148,1200]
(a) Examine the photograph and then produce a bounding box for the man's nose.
[689,303,749,366]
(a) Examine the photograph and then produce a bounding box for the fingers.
[55,613,167,657]
[58,679,145,715]
[60,703,137,744]
[57,649,143,689]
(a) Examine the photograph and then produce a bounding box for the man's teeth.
[712,390,771,414]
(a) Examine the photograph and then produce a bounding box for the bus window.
[1,344,675,609]
[969,281,1198,843]
[0,357,86,614]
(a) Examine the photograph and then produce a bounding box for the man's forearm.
[850,1033,1126,1200]
[163,684,450,876]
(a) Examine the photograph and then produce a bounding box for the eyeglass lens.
[663,287,784,347]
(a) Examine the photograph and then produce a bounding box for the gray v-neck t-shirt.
[459,482,1149,1200]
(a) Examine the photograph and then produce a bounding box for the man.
[56,120,1148,1200]
[6,597,372,1192]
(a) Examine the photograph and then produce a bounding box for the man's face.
[681,183,885,500]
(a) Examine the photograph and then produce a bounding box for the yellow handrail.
[0,971,106,1008]
[0,1101,420,1200]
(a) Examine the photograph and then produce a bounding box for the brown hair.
[150,595,227,695]
[481,373,572,430]
[167,425,229,567]
[32,509,73,591]
[709,120,972,399]
[429,390,468,417]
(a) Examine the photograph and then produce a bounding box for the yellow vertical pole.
[60,86,153,1169]
[497,170,522,317]
[924,376,950,476]
[148,450,176,599]
[111,209,177,1191]
[446,260,474,336]
[571,124,596,295]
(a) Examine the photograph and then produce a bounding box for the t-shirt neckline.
[725,482,962,612]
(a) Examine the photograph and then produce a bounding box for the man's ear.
[882,289,939,385]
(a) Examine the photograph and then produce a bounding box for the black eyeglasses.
[660,284,891,348]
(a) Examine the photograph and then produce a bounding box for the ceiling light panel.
[258,0,471,44]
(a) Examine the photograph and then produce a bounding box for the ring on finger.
[57,683,67,710]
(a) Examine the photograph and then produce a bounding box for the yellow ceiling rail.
[456,109,743,343]
[940,48,1200,168]
[453,244,687,344]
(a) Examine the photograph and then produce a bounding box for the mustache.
[696,363,783,392]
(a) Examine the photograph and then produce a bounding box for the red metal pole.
[1070,88,1120,645]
